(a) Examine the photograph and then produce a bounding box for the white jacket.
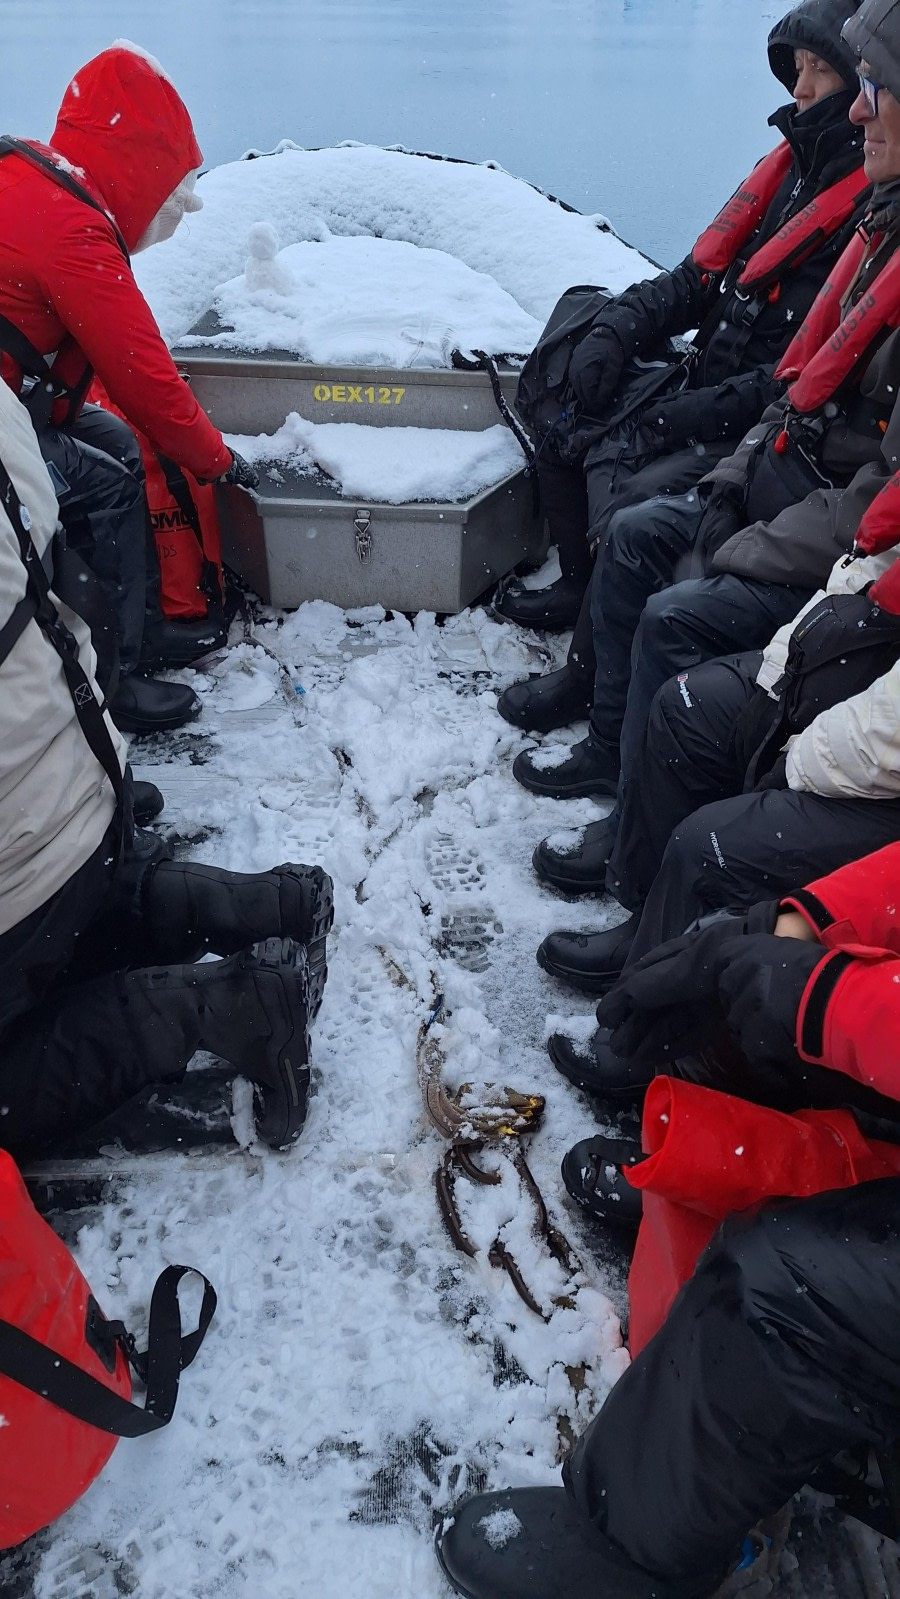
[754,548,900,800]
[0,382,125,935]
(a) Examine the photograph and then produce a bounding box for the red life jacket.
[775,228,900,411]
[692,141,868,297]
[0,1150,215,1547]
[625,1076,900,1355]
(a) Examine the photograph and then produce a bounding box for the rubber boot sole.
[274,864,334,1020]
[243,937,312,1149]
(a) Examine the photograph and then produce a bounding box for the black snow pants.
[563,1180,900,1599]
[588,495,811,798]
[0,814,186,1156]
[38,405,157,676]
[535,437,735,682]
[606,652,900,961]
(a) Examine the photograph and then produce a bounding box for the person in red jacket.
[565,842,900,1230]
[435,846,900,1599]
[0,42,258,734]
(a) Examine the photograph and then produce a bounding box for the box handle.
[354,508,373,562]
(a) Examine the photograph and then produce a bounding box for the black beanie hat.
[844,0,900,101]
[768,0,863,92]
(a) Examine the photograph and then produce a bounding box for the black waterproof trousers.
[588,495,810,772]
[38,405,157,675]
[535,439,735,682]
[563,1180,900,1599]
[0,818,183,1155]
[606,653,900,961]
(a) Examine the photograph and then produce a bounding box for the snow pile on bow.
[136,143,651,351]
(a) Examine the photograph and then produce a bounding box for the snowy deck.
[4,602,900,1596]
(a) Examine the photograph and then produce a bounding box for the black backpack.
[514,284,689,461]
[742,589,900,787]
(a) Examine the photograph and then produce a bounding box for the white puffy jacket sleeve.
[786,659,900,797]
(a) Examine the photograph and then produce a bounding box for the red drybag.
[626,1076,900,1356]
[0,1151,215,1547]
[89,381,224,621]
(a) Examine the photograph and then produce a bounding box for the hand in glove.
[716,934,824,1070]
[597,904,779,1070]
[642,390,711,449]
[752,752,789,792]
[567,304,638,416]
[220,450,259,490]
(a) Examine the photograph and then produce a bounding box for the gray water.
[8,0,785,267]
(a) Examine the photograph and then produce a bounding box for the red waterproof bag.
[0,1152,215,1547]
[89,381,224,621]
[626,1077,900,1355]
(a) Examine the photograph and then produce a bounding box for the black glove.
[597,902,780,1069]
[221,450,259,490]
[752,752,789,792]
[567,314,634,416]
[716,934,824,1070]
[598,921,741,1069]
[641,389,712,449]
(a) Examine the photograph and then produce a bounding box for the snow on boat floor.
[4,599,900,1598]
[6,599,633,1599]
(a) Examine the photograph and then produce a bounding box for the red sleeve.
[780,842,900,956]
[796,950,900,1097]
[42,215,231,481]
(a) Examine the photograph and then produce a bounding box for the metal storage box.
[174,326,545,614]
[218,466,542,613]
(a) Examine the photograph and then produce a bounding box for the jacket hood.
[769,0,864,91]
[843,0,900,99]
[49,42,203,251]
[769,86,865,177]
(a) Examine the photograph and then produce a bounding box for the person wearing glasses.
[495,0,868,706]
[527,2,900,1005]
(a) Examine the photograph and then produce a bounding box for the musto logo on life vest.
[313,384,406,405]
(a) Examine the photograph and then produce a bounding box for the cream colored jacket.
[0,381,125,935]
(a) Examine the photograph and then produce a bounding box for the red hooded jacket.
[0,45,231,481]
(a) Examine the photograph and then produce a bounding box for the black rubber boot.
[533,817,617,894]
[547,1027,651,1104]
[562,1133,645,1234]
[124,937,312,1149]
[140,613,228,670]
[536,914,639,995]
[496,667,592,734]
[111,674,202,734]
[493,575,584,631]
[436,1487,687,1599]
[513,737,618,799]
[133,780,165,826]
[140,860,334,1019]
[435,1486,787,1599]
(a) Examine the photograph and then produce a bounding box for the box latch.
[354,508,373,562]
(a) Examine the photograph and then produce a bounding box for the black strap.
[0,1265,216,1437]
[156,454,223,606]
[0,592,37,668]
[0,459,124,802]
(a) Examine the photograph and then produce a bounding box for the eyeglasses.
[858,72,885,116]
